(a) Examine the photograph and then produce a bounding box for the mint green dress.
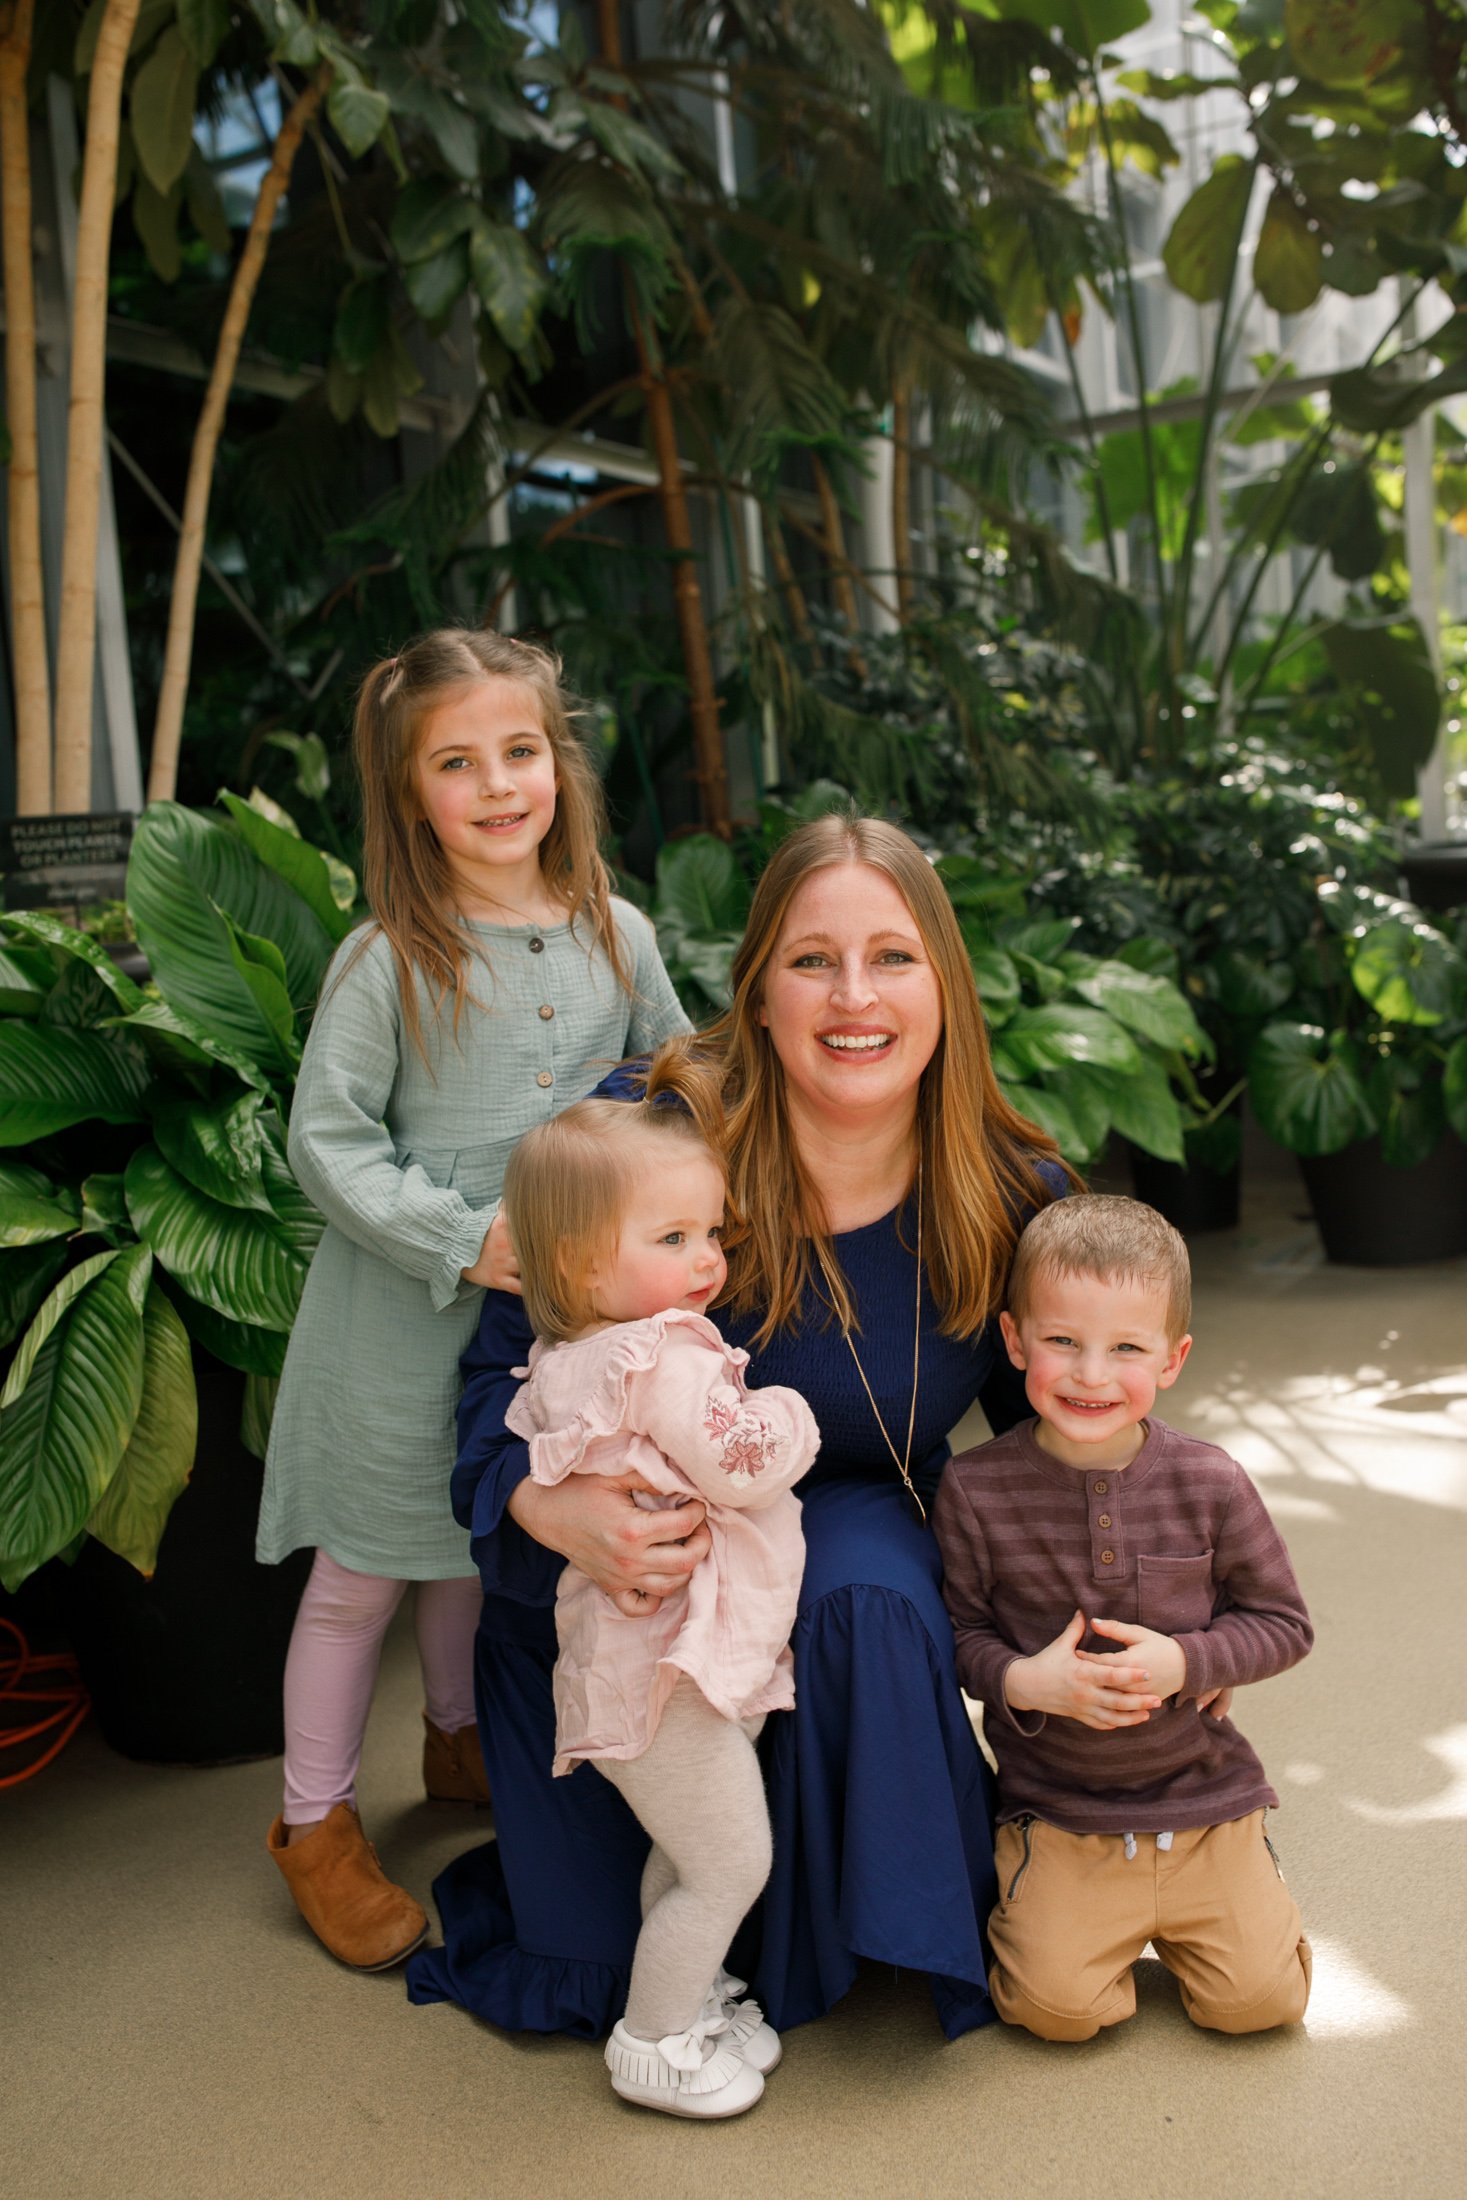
[256,903,690,1580]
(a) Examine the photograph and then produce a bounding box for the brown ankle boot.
[267,1806,428,1970]
[422,1715,491,1808]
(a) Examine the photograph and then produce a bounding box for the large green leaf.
[0,911,145,1013]
[130,27,199,194]
[0,1022,151,1144]
[125,1145,308,1332]
[218,795,353,945]
[0,1175,80,1247]
[0,1242,70,1352]
[992,0,1150,52]
[655,837,751,936]
[216,906,301,1069]
[970,944,1021,1010]
[1213,951,1297,1020]
[1038,1064,1113,1157]
[0,1247,150,1594]
[127,802,333,1057]
[328,79,390,158]
[1283,0,1423,90]
[403,238,471,324]
[1087,1057,1187,1163]
[390,177,477,263]
[0,940,53,1015]
[1320,618,1440,799]
[1366,1054,1445,1170]
[992,1004,1143,1078]
[177,0,230,66]
[109,997,276,1096]
[86,1282,196,1576]
[170,1284,289,1377]
[259,1134,326,1263]
[240,1372,279,1461]
[469,216,550,352]
[1002,1081,1085,1161]
[1,1249,119,1405]
[1248,1022,1374,1155]
[152,1090,274,1214]
[1162,156,1255,304]
[1068,961,1203,1051]
[1445,1035,1467,1143]
[1254,188,1323,315]
[1350,918,1460,1025]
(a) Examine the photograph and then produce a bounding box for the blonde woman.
[409,816,1071,2041]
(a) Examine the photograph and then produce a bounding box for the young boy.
[933,1195,1313,2043]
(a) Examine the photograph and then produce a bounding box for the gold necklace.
[814,1158,926,1522]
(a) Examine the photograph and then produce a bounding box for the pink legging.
[281,1550,482,1824]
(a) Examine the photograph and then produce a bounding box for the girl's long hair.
[348,628,631,1056]
[647,814,1078,1347]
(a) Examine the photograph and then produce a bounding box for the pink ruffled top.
[506,1310,820,1774]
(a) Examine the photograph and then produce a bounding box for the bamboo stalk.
[52,0,142,814]
[0,0,49,812]
[148,68,328,803]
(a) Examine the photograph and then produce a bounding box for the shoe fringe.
[606,2028,746,2096]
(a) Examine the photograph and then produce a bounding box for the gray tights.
[596,1677,772,2041]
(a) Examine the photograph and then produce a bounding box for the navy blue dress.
[408,1172,1063,2041]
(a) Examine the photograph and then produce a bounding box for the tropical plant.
[0,796,351,1593]
[1248,885,1467,1165]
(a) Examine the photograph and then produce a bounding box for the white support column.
[1403,396,1447,839]
[858,426,900,637]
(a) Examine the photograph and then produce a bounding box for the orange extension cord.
[0,1616,90,1787]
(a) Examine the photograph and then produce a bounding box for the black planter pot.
[1299,1132,1467,1266]
[62,1367,310,1764]
[1400,841,1467,916]
[1129,1148,1241,1235]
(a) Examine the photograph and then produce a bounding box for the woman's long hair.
[347,628,631,1057]
[649,814,1076,1346]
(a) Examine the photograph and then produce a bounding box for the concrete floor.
[5,1144,1466,2200]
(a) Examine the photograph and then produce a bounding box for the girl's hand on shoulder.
[508,1470,710,1615]
[463,1208,520,1292]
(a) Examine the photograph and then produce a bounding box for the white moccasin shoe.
[604,2017,764,2119]
[705,1968,782,2075]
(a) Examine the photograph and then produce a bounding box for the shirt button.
[536,1070,553,1088]
[1093,1480,1108,1496]
[1098,1513,1112,1529]
[1100,1548,1116,1566]
[528,936,545,954]
[538,1003,554,1020]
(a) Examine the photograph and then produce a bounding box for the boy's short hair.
[502,1098,721,1344]
[1007,1194,1192,1342]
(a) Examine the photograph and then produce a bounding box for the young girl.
[501,1094,819,2118]
[257,630,689,1972]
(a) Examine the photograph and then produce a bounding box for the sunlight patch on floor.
[1301,1935,1412,2040]
[1348,1725,1467,1826]
[1182,1389,1467,1513]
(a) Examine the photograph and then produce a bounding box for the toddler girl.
[257,630,688,1970]
[501,1093,819,2118]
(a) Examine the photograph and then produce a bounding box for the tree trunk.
[764,509,814,646]
[0,0,49,813]
[148,69,328,803]
[812,454,867,675]
[891,378,915,623]
[52,0,142,815]
[595,0,729,834]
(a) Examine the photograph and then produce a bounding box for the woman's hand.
[507,1471,710,1616]
[463,1209,520,1292]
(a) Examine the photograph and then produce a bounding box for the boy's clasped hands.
[1004,1610,1231,1731]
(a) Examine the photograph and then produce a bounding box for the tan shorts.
[988,1808,1311,2042]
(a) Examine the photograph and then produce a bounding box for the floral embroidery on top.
[703,1394,783,1486]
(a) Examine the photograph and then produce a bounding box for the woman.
[407,816,1072,2039]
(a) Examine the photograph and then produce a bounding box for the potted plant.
[1248,884,1467,1264]
[0,795,354,1759]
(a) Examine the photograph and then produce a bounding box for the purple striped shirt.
[932,1417,1313,1834]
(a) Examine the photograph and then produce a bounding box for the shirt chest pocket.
[1136,1551,1216,1634]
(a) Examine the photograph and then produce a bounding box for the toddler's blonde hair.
[1007,1194,1192,1343]
[503,1069,726,1344]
